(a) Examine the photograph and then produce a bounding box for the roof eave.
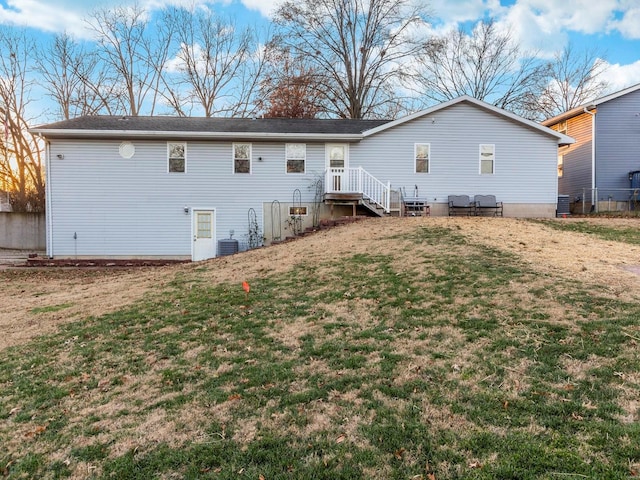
[541,105,596,126]
[557,133,576,146]
[29,129,364,142]
[364,95,576,143]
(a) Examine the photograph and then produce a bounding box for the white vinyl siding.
[46,139,326,258]
[348,101,559,205]
[286,143,306,174]
[415,143,430,173]
[168,142,186,173]
[233,143,251,174]
[480,144,495,174]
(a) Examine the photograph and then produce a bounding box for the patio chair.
[474,195,503,216]
[448,195,474,216]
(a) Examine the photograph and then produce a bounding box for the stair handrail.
[353,167,390,213]
[324,167,391,213]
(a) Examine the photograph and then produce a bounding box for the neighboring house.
[542,83,640,213]
[31,95,572,261]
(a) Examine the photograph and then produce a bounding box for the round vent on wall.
[119,141,135,159]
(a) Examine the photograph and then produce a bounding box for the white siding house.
[32,96,572,260]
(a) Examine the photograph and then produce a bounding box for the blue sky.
[1,0,639,95]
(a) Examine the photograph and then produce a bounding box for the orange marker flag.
[242,281,250,304]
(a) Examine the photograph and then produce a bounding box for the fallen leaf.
[393,448,405,460]
[25,425,47,438]
[259,475,265,480]
[427,474,436,480]
[469,461,482,469]
[227,393,242,401]
[335,434,346,444]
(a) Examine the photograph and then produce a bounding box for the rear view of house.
[32,96,572,261]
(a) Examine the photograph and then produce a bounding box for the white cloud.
[0,0,89,36]
[428,0,488,24]
[602,59,640,92]
[495,0,621,57]
[610,7,640,39]
[239,0,280,17]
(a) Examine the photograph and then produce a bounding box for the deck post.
[386,181,391,213]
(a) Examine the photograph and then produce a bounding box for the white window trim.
[233,143,252,174]
[558,120,567,135]
[167,142,187,173]
[285,143,307,174]
[558,154,564,178]
[479,144,495,175]
[414,143,430,174]
[289,205,308,216]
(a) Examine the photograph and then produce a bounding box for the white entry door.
[326,144,349,192]
[192,209,216,261]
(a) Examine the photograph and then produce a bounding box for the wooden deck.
[323,192,363,217]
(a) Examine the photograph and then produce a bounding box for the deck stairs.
[324,167,401,217]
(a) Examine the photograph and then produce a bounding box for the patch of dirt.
[2,217,640,351]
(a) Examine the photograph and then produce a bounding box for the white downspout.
[45,139,53,258]
[583,107,596,210]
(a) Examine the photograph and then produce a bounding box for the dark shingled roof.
[34,115,390,135]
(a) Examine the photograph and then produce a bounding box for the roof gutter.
[28,129,365,142]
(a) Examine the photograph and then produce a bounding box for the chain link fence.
[572,188,640,214]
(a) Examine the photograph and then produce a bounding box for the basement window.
[289,206,308,216]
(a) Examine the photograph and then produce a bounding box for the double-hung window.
[286,143,306,173]
[168,142,186,173]
[234,143,251,174]
[479,144,495,174]
[415,143,430,173]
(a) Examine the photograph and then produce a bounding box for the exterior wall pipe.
[583,107,597,210]
[45,139,54,258]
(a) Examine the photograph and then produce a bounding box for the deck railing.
[325,167,391,213]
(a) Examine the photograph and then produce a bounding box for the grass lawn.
[1,219,639,479]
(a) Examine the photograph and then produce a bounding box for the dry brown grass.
[3,216,640,352]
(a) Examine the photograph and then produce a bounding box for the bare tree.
[413,20,548,116]
[35,33,116,119]
[161,8,264,117]
[532,44,609,120]
[272,0,431,119]
[0,28,44,212]
[85,3,175,116]
[258,48,326,118]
